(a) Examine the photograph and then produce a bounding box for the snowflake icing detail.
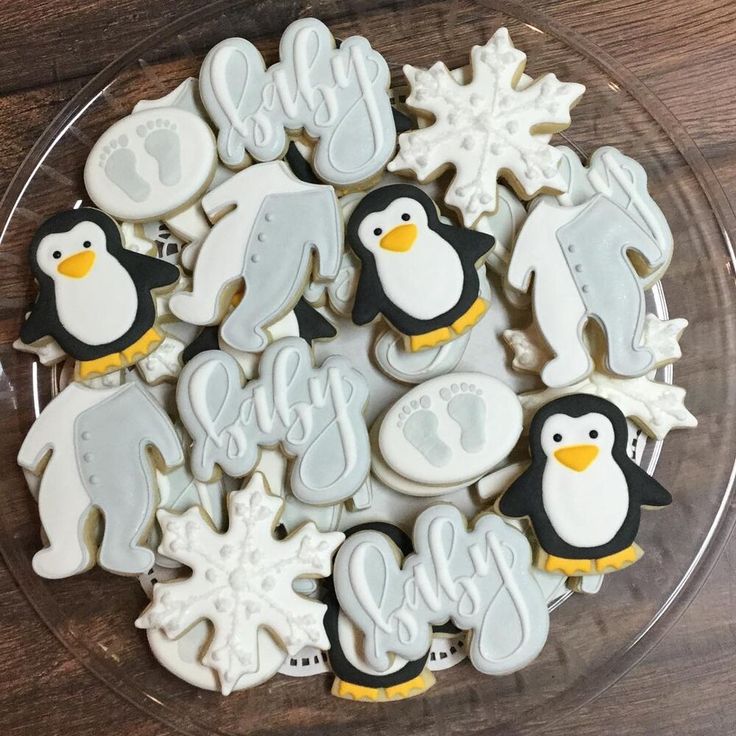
[135,474,344,694]
[388,27,585,226]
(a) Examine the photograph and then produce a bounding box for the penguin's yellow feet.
[543,554,593,576]
[594,544,642,573]
[332,672,435,702]
[451,298,488,335]
[409,327,453,352]
[77,353,124,379]
[121,327,163,364]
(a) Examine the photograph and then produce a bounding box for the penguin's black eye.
[82,240,91,249]
[401,213,411,221]
[373,228,383,236]
[553,433,562,442]
[52,251,62,260]
[589,430,599,439]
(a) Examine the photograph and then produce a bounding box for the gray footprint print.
[137,118,182,186]
[441,382,486,453]
[397,396,452,468]
[99,135,150,202]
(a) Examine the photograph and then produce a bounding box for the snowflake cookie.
[136,474,344,694]
[388,27,585,226]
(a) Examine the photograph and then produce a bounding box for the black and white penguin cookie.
[347,184,494,352]
[497,394,672,575]
[21,208,180,379]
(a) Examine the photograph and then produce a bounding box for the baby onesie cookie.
[388,27,585,227]
[199,18,396,187]
[177,337,371,506]
[136,473,344,694]
[507,195,668,387]
[497,394,672,575]
[169,161,342,353]
[21,208,180,380]
[348,184,494,351]
[334,505,549,675]
[17,381,184,578]
[375,372,522,491]
[84,107,217,222]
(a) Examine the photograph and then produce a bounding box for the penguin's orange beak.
[554,444,599,472]
[57,250,95,278]
[380,223,417,252]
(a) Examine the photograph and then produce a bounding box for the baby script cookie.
[136,474,344,695]
[348,184,494,351]
[169,161,342,353]
[333,505,549,675]
[199,18,396,187]
[497,394,672,575]
[17,381,184,578]
[374,372,522,493]
[507,195,669,388]
[177,337,371,506]
[21,208,180,380]
[388,27,585,227]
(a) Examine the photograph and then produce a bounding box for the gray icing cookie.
[199,18,396,186]
[17,382,184,578]
[334,505,549,675]
[176,337,371,505]
[169,161,342,353]
[507,195,667,388]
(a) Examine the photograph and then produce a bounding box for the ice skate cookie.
[506,195,668,387]
[348,184,493,351]
[199,18,396,187]
[177,337,370,506]
[169,161,342,353]
[334,505,549,675]
[375,372,522,490]
[84,107,216,222]
[136,474,343,694]
[327,522,435,702]
[388,27,585,227]
[17,381,184,578]
[497,394,672,575]
[20,208,180,380]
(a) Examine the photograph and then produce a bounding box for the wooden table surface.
[1,1,735,734]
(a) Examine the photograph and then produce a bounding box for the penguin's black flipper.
[626,464,673,507]
[497,474,533,519]
[285,142,320,184]
[182,325,220,364]
[351,271,382,326]
[19,299,53,345]
[143,256,181,290]
[392,106,413,135]
[460,229,495,264]
[294,298,337,343]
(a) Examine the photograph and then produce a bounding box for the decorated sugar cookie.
[334,505,549,675]
[169,161,342,353]
[348,184,493,351]
[388,27,585,226]
[507,195,668,387]
[497,394,672,575]
[21,208,180,379]
[136,474,344,694]
[17,381,184,578]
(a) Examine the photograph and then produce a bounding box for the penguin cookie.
[21,208,180,379]
[347,185,494,352]
[497,394,672,575]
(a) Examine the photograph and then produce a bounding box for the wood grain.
[1,1,735,734]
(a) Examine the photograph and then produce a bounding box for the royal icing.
[507,196,668,387]
[376,372,523,490]
[388,27,585,226]
[84,107,216,222]
[177,338,371,505]
[199,18,396,186]
[169,161,342,352]
[334,505,549,675]
[497,394,672,575]
[136,474,343,694]
[18,381,184,577]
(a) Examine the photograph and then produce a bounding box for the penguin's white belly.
[542,462,629,548]
[55,261,138,346]
[375,236,464,320]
